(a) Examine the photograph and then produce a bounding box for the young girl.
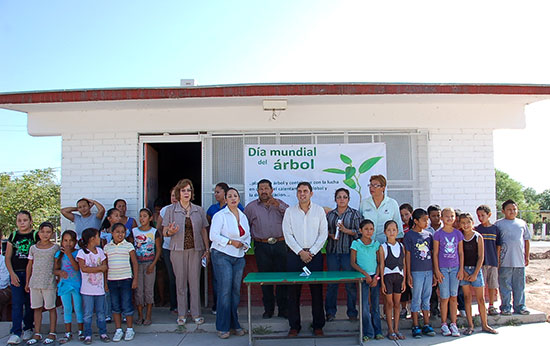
[25,222,59,345]
[350,219,383,342]
[379,220,406,340]
[76,228,109,344]
[404,209,436,338]
[433,208,464,337]
[459,213,497,335]
[399,203,413,319]
[100,208,122,247]
[54,230,84,343]
[132,208,162,325]
[104,223,138,342]
[6,211,38,345]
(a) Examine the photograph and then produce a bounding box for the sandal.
[135,318,144,325]
[482,327,499,334]
[388,333,398,340]
[143,319,152,326]
[43,333,56,345]
[396,332,406,340]
[194,316,204,325]
[464,328,474,336]
[27,334,42,345]
[78,330,85,341]
[177,316,187,326]
[217,331,230,339]
[59,332,72,344]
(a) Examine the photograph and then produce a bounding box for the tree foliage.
[495,169,540,223]
[0,168,60,237]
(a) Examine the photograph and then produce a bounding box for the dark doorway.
[144,142,202,211]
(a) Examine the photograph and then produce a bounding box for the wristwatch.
[228,240,232,246]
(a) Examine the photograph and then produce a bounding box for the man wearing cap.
[282,181,328,337]
[244,179,289,319]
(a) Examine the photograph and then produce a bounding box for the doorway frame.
[138,134,204,210]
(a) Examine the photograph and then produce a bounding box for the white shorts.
[30,288,57,310]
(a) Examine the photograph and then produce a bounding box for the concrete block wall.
[426,128,496,218]
[60,132,139,230]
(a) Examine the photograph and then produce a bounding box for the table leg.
[359,280,363,346]
[248,284,253,346]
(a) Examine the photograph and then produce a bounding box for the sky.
[1,0,549,191]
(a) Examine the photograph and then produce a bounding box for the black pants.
[255,241,288,314]
[287,251,325,330]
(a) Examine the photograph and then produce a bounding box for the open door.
[143,143,159,211]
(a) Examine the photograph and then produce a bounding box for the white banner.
[244,143,387,210]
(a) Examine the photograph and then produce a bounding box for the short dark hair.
[476,204,491,214]
[297,181,312,191]
[502,199,517,210]
[113,199,126,208]
[399,203,413,213]
[427,204,441,214]
[226,187,240,198]
[39,221,54,231]
[257,179,272,189]
[458,213,475,223]
[215,182,230,193]
[410,208,428,229]
[359,219,374,229]
[334,188,350,200]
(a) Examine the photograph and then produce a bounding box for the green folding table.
[243,271,366,345]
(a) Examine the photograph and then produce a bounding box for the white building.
[1,83,548,228]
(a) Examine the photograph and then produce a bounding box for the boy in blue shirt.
[495,199,530,315]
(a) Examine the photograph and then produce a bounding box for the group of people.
[0,174,531,343]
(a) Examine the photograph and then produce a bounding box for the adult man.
[244,179,289,319]
[282,182,328,337]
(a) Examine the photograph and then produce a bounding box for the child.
[100,208,123,247]
[104,223,138,341]
[400,204,413,234]
[5,211,38,345]
[404,208,436,338]
[459,213,497,335]
[495,199,530,316]
[426,204,442,317]
[25,222,59,345]
[398,203,413,319]
[54,230,84,343]
[433,207,464,337]
[61,198,105,239]
[132,208,162,325]
[350,219,383,342]
[379,220,406,340]
[475,205,500,316]
[76,228,110,344]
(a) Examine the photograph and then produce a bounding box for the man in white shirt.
[282,182,328,337]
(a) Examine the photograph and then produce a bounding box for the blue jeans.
[439,266,459,299]
[10,271,34,336]
[104,291,112,318]
[82,294,107,337]
[107,279,134,315]
[60,289,84,324]
[361,275,382,338]
[411,271,432,312]
[325,253,358,318]
[498,267,526,313]
[211,249,245,333]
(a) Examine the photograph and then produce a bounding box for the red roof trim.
[1,83,550,105]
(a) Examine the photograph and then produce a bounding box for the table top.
[244,271,365,284]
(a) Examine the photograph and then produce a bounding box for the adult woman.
[325,188,362,321]
[209,188,250,339]
[359,175,403,245]
[163,179,210,326]
[114,199,138,230]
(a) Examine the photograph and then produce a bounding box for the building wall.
[426,128,496,218]
[60,131,139,230]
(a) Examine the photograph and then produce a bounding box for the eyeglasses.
[181,188,193,192]
[368,184,383,188]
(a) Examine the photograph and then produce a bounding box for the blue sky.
[1,0,550,190]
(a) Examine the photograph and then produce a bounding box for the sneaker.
[450,323,460,337]
[375,334,385,340]
[124,329,135,341]
[78,331,85,341]
[488,306,499,316]
[106,316,113,323]
[7,335,22,345]
[518,309,530,315]
[400,308,408,319]
[112,329,124,342]
[100,334,111,343]
[422,324,436,336]
[501,310,512,316]
[459,310,467,318]
[22,330,34,341]
[84,337,92,345]
[412,326,422,338]
[441,323,451,336]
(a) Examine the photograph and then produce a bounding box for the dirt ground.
[526,249,550,321]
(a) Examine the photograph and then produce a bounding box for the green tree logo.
[323,155,383,205]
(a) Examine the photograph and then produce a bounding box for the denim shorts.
[439,266,459,299]
[460,266,485,287]
[107,278,134,315]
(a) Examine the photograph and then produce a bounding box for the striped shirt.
[104,239,134,280]
[326,207,362,254]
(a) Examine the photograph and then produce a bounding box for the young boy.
[495,199,530,316]
[61,198,105,239]
[475,205,499,315]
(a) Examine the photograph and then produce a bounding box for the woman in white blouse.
[209,187,251,339]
